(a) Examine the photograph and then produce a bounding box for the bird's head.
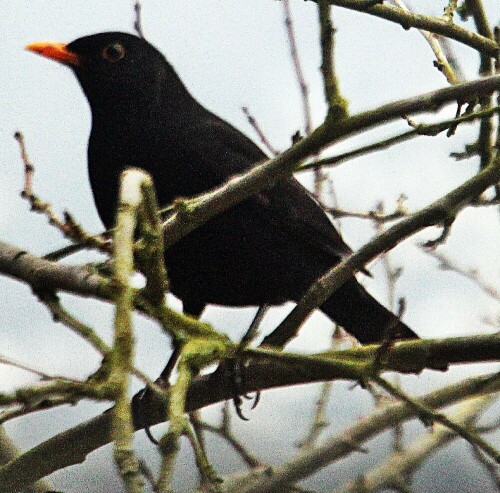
[26,32,188,115]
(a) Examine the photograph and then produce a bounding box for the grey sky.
[1,1,499,492]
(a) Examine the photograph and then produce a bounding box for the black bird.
[26,32,418,344]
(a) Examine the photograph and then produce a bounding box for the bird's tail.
[320,279,418,344]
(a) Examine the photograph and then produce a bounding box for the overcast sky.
[1,1,499,492]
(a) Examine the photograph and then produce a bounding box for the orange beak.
[25,41,81,67]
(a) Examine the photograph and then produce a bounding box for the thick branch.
[0,336,497,492]
[111,169,149,492]
[0,240,113,300]
[0,427,53,493]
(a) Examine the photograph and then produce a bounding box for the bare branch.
[242,107,278,156]
[111,169,155,492]
[0,426,54,493]
[133,1,144,38]
[195,404,263,468]
[318,0,349,119]
[422,249,500,303]
[222,373,499,493]
[373,376,499,463]
[283,0,313,135]
[162,75,500,252]
[14,131,110,255]
[0,355,53,380]
[332,395,497,493]
[0,340,498,492]
[323,1,499,56]
[264,153,500,348]
[300,105,500,171]
[388,0,461,84]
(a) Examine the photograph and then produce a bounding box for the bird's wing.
[257,177,353,259]
[194,115,353,260]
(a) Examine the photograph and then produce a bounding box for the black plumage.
[27,32,418,344]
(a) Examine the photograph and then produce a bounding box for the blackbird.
[26,32,418,344]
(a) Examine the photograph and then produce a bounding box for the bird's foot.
[230,356,260,420]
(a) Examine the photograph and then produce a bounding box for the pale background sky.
[0,1,499,492]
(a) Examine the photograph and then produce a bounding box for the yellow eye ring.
[102,43,125,62]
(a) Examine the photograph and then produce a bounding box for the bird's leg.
[156,342,182,387]
[183,300,206,319]
[140,302,205,442]
[232,305,268,419]
[240,304,269,348]
[137,341,183,444]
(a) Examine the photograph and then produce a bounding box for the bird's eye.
[101,43,125,62]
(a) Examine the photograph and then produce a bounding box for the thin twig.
[327,196,408,223]
[221,372,500,493]
[196,403,262,468]
[138,459,156,490]
[332,394,496,493]
[0,397,69,426]
[283,0,327,199]
[373,375,500,464]
[242,107,278,156]
[443,0,459,24]
[422,249,500,303]
[0,377,112,408]
[0,355,52,380]
[14,131,110,254]
[43,235,112,261]
[299,105,500,171]
[315,0,349,200]
[239,305,269,349]
[388,0,460,84]
[467,0,497,198]
[297,381,333,450]
[297,323,362,450]
[372,202,406,456]
[189,410,207,471]
[318,0,349,119]
[435,34,466,82]
[41,292,158,389]
[133,1,145,38]
[283,0,313,136]
[41,293,110,354]
[470,441,500,490]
